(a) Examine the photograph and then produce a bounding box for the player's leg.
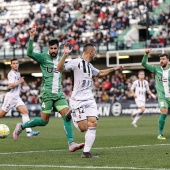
[60,107,74,142]
[157,98,168,140]
[131,100,145,127]
[71,108,98,158]
[16,104,40,137]
[65,110,72,121]
[131,108,142,118]
[81,102,98,158]
[0,109,7,118]
[81,116,98,158]
[13,99,52,140]
[132,105,145,127]
[131,99,142,120]
[55,96,84,152]
[0,94,15,117]
[72,100,98,158]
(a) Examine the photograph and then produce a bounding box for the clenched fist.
[145,49,152,55]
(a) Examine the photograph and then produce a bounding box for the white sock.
[132,109,142,116]
[83,127,96,152]
[132,114,142,124]
[21,114,32,132]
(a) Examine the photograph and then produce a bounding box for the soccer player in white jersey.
[57,43,123,158]
[0,58,40,137]
[130,70,156,127]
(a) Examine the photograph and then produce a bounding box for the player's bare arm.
[130,90,137,98]
[8,77,24,89]
[147,90,156,99]
[98,66,123,77]
[57,42,73,72]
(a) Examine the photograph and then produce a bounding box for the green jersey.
[142,54,170,99]
[27,40,63,98]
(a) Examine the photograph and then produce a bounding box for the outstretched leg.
[13,112,49,140]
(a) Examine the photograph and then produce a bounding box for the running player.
[13,27,84,152]
[57,43,123,158]
[0,58,40,137]
[130,70,156,127]
[142,49,169,140]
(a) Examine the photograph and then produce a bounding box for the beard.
[50,52,57,58]
[161,63,167,68]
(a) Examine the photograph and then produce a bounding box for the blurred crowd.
[0,0,170,52]
[0,72,157,104]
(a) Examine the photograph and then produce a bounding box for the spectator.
[119,41,125,50]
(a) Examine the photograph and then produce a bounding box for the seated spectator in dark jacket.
[119,41,124,50]
[149,36,158,48]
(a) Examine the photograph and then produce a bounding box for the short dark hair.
[83,43,95,52]
[48,39,59,47]
[10,58,18,64]
[159,53,169,59]
[138,70,144,75]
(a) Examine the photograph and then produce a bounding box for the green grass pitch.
[0,116,170,170]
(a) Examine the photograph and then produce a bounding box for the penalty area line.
[0,144,170,155]
[0,164,170,170]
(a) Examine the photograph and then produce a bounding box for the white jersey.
[64,58,99,101]
[7,70,21,96]
[130,79,149,100]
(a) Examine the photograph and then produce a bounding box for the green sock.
[22,117,48,129]
[158,114,167,135]
[62,115,74,143]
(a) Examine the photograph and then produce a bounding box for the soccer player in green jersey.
[142,49,170,140]
[13,27,84,152]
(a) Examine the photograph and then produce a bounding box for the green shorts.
[40,91,68,114]
[158,98,170,109]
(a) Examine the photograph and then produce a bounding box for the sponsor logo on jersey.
[157,76,170,82]
[46,67,59,73]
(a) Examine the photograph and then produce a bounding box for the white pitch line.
[0,149,65,155]
[93,143,170,150]
[0,164,170,170]
[0,143,170,155]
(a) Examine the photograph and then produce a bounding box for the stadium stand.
[0,0,169,58]
[0,0,167,104]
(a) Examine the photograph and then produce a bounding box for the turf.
[0,116,170,170]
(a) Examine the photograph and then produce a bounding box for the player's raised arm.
[27,27,36,56]
[57,42,73,72]
[142,49,155,73]
[27,27,44,63]
[97,66,123,77]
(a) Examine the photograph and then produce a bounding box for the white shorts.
[1,93,25,112]
[69,99,98,131]
[135,99,145,108]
